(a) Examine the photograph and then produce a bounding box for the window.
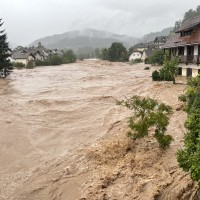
[180,30,192,37]
[178,47,184,56]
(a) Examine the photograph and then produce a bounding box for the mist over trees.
[183,5,200,22]
[143,4,200,41]
[76,42,128,62]
[173,5,200,32]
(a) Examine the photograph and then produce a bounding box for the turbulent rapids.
[0,60,197,200]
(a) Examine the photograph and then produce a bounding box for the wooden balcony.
[178,55,200,64]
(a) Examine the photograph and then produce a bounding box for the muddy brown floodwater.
[0,60,197,200]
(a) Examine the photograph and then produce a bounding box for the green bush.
[49,55,63,65]
[159,67,173,81]
[152,70,160,81]
[144,57,151,64]
[117,96,173,149]
[178,75,200,113]
[144,66,150,70]
[177,75,200,187]
[152,58,179,84]
[35,60,50,66]
[14,62,25,69]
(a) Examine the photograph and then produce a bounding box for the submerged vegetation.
[117,96,173,149]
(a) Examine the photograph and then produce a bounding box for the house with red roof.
[163,16,200,77]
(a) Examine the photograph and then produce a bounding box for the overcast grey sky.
[0,0,200,47]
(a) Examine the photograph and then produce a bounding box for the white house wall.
[182,68,187,76]
[192,69,199,77]
[35,54,43,61]
[184,46,187,56]
[141,52,146,60]
[15,59,27,66]
[28,56,35,61]
[129,52,142,61]
[194,45,198,55]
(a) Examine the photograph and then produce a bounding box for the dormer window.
[180,30,192,37]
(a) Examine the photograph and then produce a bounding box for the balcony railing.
[178,55,200,64]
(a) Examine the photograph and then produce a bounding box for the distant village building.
[128,37,167,62]
[154,36,168,49]
[129,50,144,61]
[142,48,154,60]
[162,16,200,77]
[12,52,35,66]
[11,45,56,66]
[129,48,154,62]
[132,43,148,51]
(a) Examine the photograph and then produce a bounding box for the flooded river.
[0,60,190,199]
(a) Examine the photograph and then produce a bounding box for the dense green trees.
[107,42,128,62]
[171,5,200,33]
[0,19,11,71]
[183,5,200,22]
[61,50,76,64]
[148,49,165,66]
[99,43,128,62]
[101,48,108,60]
[117,96,173,149]
[177,75,200,187]
[173,20,182,32]
[49,55,63,65]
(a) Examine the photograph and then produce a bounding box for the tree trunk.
[172,76,176,84]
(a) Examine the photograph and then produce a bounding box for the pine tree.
[0,19,11,71]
